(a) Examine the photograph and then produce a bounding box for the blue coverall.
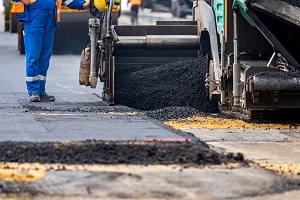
[20,0,86,96]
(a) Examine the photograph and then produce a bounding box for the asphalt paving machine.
[81,0,300,121]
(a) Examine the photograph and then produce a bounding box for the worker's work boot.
[30,93,40,102]
[40,94,55,102]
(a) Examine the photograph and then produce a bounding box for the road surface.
[0,6,300,200]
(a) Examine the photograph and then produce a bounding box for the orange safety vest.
[11,0,61,23]
[11,0,36,13]
[11,1,24,13]
[129,0,142,6]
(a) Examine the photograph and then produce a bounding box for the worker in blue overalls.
[12,0,90,102]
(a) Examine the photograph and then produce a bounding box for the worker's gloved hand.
[83,0,90,9]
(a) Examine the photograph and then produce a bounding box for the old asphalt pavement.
[1,8,300,200]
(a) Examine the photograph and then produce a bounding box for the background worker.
[13,0,90,102]
[128,0,142,25]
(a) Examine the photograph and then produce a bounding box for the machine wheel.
[18,22,25,55]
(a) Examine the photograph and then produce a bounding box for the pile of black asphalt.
[0,141,245,166]
[115,57,219,121]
